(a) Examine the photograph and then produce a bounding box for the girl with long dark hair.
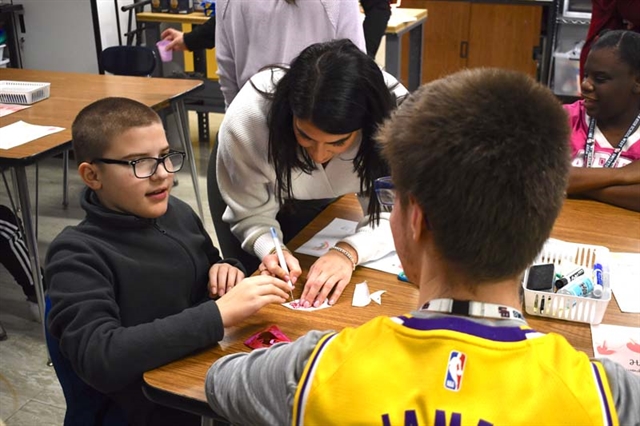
[208,39,407,308]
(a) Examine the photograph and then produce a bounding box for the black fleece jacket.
[184,16,215,51]
[45,189,244,424]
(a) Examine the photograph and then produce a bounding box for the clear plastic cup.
[156,40,173,62]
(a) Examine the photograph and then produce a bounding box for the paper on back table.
[0,120,64,150]
[295,218,402,275]
[610,252,640,313]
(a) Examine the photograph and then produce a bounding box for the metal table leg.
[408,22,424,91]
[62,150,69,207]
[12,166,47,341]
[384,33,401,83]
[172,99,205,222]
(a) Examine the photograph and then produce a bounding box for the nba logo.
[444,351,466,391]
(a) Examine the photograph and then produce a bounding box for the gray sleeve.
[598,358,640,426]
[206,330,332,425]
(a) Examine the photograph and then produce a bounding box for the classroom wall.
[17,0,134,73]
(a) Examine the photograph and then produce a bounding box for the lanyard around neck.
[584,111,640,168]
[421,298,526,324]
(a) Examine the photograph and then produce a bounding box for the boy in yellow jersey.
[205,68,640,425]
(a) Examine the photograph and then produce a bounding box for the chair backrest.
[100,46,157,77]
[45,295,128,426]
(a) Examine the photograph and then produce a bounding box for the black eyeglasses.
[91,151,186,179]
[374,176,395,206]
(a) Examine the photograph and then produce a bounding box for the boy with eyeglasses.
[45,97,293,426]
[204,69,640,425]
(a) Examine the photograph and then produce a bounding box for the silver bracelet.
[328,246,357,271]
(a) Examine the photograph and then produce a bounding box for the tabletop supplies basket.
[0,81,51,105]
[521,239,611,325]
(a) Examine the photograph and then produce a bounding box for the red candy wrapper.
[244,325,292,349]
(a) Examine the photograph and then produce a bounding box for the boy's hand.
[216,276,293,327]
[208,264,245,298]
[259,250,302,285]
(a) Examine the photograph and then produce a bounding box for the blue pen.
[270,227,294,300]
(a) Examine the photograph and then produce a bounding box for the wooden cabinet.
[400,1,543,85]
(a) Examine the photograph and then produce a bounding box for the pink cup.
[156,40,173,62]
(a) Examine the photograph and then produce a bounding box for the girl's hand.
[259,250,302,285]
[300,246,356,308]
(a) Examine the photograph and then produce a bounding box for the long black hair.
[260,39,400,223]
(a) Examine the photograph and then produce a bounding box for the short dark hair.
[378,68,570,282]
[260,39,400,222]
[71,97,161,165]
[592,30,640,75]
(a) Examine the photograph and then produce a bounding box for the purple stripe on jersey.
[396,316,533,342]
[295,332,338,426]
[591,362,614,426]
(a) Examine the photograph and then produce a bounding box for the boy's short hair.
[72,97,162,165]
[377,68,570,282]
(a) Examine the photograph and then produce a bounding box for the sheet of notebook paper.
[294,218,401,275]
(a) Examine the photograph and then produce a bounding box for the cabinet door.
[467,4,542,77]
[421,1,471,83]
[400,1,470,84]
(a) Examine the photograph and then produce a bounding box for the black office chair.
[45,296,128,426]
[100,45,157,76]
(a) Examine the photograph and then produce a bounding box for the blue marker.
[397,271,409,282]
[592,263,604,298]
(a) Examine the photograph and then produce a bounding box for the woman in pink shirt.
[565,30,640,211]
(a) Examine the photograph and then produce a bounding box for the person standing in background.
[214,0,366,107]
[161,16,215,52]
[361,0,391,58]
[580,0,640,77]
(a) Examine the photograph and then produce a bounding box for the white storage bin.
[553,43,582,97]
[0,80,51,104]
[522,239,611,324]
[0,58,9,69]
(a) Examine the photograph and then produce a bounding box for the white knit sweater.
[217,68,408,262]
[215,0,366,107]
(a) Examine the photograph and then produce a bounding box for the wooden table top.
[143,195,640,405]
[0,69,202,165]
[137,8,428,34]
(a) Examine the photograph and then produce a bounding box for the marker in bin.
[557,275,594,297]
[554,267,584,291]
[592,263,604,298]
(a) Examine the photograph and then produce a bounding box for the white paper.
[610,252,640,313]
[0,120,64,150]
[295,218,401,275]
[362,251,403,276]
[352,282,371,307]
[388,9,418,27]
[295,218,357,256]
[282,298,331,311]
[370,290,386,305]
[591,323,640,376]
[351,281,386,307]
[0,104,30,118]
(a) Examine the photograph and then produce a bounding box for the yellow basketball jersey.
[292,315,618,426]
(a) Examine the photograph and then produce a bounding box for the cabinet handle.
[460,41,469,59]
